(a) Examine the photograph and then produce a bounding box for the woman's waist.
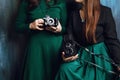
[79,41,105,48]
[30,30,62,37]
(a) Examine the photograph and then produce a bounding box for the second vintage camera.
[62,40,79,58]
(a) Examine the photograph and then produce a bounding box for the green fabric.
[15,0,67,80]
[15,0,67,34]
[55,42,115,80]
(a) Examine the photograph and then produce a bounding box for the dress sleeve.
[15,1,30,33]
[104,8,120,65]
[57,0,67,34]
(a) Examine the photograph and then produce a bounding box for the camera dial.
[43,15,58,27]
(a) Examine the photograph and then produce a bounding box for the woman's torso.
[69,5,110,46]
[25,0,66,40]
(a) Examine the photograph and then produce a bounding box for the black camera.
[62,40,79,58]
[43,15,58,27]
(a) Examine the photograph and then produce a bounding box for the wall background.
[101,0,120,39]
[0,0,120,80]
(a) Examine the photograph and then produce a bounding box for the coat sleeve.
[104,7,120,65]
[15,1,30,33]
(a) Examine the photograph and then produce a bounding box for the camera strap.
[77,43,120,76]
[64,16,120,77]
[63,34,119,76]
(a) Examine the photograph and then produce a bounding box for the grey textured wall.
[0,0,120,80]
[0,0,27,80]
[101,0,120,39]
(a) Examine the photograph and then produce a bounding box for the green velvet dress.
[15,0,67,80]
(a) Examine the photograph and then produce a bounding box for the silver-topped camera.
[43,15,58,27]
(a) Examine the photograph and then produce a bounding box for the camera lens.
[43,15,58,27]
[47,18,55,25]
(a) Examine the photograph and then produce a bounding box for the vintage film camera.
[63,41,78,57]
[43,15,58,27]
[62,35,79,58]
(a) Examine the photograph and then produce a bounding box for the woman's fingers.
[35,19,44,28]
[29,19,62,32]
[45,21,62,33]
[29,19,44,30]
[71,54,79,60]
[45,26,57,32]
[118,67,120,70]
[36,26,44,30]
[53,21,62,33]
[62,52,78,62]
[37,19,44,24]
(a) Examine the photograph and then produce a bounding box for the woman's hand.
[29,19,44,30]
[117,67,120,77]
[45,21,62,33]
[118,67,120,71]
[62,52,79,62]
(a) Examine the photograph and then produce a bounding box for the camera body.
[62,40,79,58]
[43,15,58,27]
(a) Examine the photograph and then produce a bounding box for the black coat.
[66,4,120,65]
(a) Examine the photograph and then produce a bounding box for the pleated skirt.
[55,42,117,80]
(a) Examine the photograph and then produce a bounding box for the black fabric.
[66,5,120,64]
[61,34,79,58]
